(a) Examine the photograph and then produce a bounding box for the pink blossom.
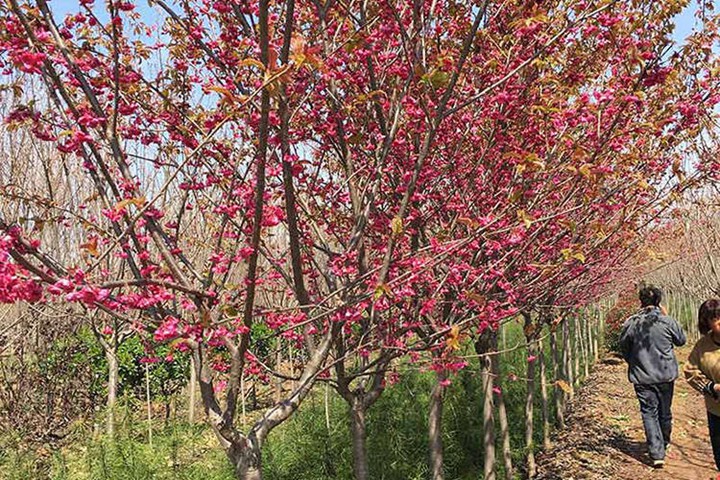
[12,50,46,74]
[47,278,74,295]
[419,298,436,316]
[77,112,105,129]
[181,298,197,311]
[154,316,180,341]
[102,208,125,223]
[66,285,109,305]
[212,358,230,372]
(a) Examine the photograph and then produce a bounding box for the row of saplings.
[8,309,605,479]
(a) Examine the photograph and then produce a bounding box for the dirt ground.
[535,348,719,480]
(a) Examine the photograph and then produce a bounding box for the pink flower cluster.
[0,236,42,303]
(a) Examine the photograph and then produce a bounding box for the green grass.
[0,320,598,480]
[0,422,235,480]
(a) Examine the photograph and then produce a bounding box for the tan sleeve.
[684,340,712,395]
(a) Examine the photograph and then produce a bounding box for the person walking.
[684,298,720,472]
[618,285,686,468]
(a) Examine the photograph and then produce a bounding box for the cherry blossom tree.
[2,1,720,479]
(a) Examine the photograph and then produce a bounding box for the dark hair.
[638,286,662,307]
[698,299,720,335]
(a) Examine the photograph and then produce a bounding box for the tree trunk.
[480,354,496,480]
[691,297,697,342]
[599,303,606,352]
[241,375,247,431]
[105,346,119,437]
[572,316,580,387]
[289,344,296,391]
[350,399,369,480]
[145,362,153,446]
[563,319,574,399]
[192,322,337,480]
[188,354,197,423]
[587,310,594,362]
[325,382,331,431]
[685,297,696,343]
[525,337,537,478]
[274,342,283,404]
[588,317,593,362]
[229,438,263,480]
[539,336,551,451]
[429,370,446,480]
[490,343,512,479]
[550,328,565,429]
[669,294,677,324]
[579,314,588,380]
[681,296,689,342]
[582,309,592,378]
[592,307,599,362]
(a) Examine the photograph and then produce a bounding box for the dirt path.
[535,347,719,480]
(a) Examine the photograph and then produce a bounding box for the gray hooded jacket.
[618,306,686,385]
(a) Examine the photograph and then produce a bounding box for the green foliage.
[263,387,352,479]
[0,422,235,480]
[262,320,562,480]
[0,333,99,450]
[0,443,48,480]
[250,322,276,360]
[1,319,598,480]
[75,424,235,480]
[76,328,190,402]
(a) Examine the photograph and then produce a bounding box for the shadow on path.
[535,348,718,480]
[607,433,651,467]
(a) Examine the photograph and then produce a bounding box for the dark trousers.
[708,411,720,470]
[633,382,674,460]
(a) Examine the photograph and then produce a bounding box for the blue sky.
[47,0,164,26]
[47,0,702,45]
[674,3,699,44]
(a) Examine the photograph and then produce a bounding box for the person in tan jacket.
[684,298,720,471]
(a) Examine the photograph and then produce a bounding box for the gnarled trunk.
[191,315,337,480]
[334,348,389,480]
[228,437,263,480]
